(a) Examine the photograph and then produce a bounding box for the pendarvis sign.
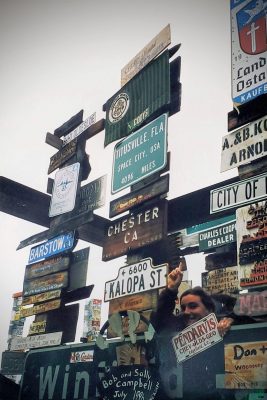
[111,113,168,193]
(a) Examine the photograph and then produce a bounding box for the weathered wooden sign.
[10,332,62,351]
[237,201,267,288]
[231,0,267,106]
[48,139,77,174]
[224,341,267,389]
[234,290,267,316]
[68,247,90,291]
[221,115,267,172]
[198,221,236,251]
[109,174,169,218]
[112,113,168,193]
[28,231,75,265]
[109,290,158,315]
[104,50,170,146]
[172,313,222,363]
[49,162,80,217]
[1,351,26,376]
[24,255,70,280]
[104,258,167,301]
[121,24,171,86]
[210,172,267,213]
[62,113,96,146]
[20,299,61,318]
[22,289,61,305]
[201,266,240,295]
[28,320,47,335]
[102,200,167,261]
[80,175,106,212]
[23,271,68,296]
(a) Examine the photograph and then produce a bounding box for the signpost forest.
[1,14,267,400]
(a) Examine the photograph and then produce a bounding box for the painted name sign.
[102,201,167,261]
[210,172,267,213]
[234,290,267,316]
[112,113,167,193]
[104,258,167,301]
[10,332,62,351]
[28,232,75,265]
[172,313,222,363]
[221,115,267,172]
[62,113,96,146]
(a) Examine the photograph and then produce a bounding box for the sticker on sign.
[104,258,167,302]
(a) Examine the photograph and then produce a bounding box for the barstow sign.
[104,258,167,302]
[28,232,76,265]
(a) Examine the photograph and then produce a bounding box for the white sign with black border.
[104,258,167,302]
[49,162,80,217]
[210,172,267,214]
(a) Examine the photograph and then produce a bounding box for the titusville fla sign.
[102,200,167,261]
[210,172,267,213]
[112,113,168,193]
[28,231,76,265]
[104,258,167,302]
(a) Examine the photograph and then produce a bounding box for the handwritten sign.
[225,341,267,389]
[121,24,171,86]
[172,313,222,363]
[10,332,62,351]
[99,366,160,400]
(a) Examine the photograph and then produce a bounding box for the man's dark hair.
[180,286,215,312]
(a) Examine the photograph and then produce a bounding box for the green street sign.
[111,113,168,193]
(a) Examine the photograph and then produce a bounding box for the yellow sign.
[225,341,267,389]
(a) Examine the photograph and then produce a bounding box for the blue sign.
[111,113,168,193]
[28,232,76,265]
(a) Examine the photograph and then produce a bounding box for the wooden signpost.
[102,200,168,261]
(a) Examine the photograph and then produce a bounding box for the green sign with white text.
[111,113,168,193]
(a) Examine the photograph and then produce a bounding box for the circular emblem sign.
[108,92,130,124]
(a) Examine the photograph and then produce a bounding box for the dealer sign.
[104,258,167,302]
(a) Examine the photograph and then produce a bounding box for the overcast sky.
[0,0,236,357]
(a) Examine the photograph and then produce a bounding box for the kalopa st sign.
[102,200,167,261]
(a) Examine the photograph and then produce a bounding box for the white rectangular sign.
[121,24,171,86]
[210,172,267,213]
[221,115,267,172]
[172,313,222,363]
[10,332,62,351]
[49,162,80,217]
[104,258,167,302]
[231,0,267,105]
[62,113,96,146]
